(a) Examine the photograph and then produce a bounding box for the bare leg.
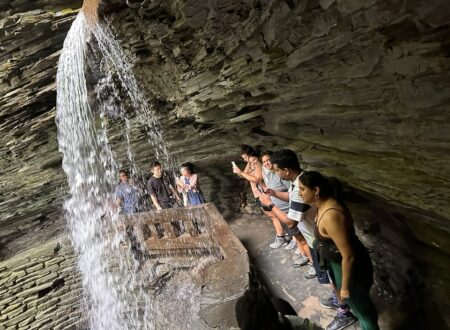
[264,211,284,236]
[294,234,313,261]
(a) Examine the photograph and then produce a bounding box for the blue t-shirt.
[116,182,140,214]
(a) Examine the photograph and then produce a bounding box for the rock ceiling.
[0,0,449,327]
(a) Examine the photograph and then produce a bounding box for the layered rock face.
[1,0,449,329]
[0,239,84,329]
[103,1,450,326]
[0,6,82,259]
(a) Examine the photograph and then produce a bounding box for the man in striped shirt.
[258,149,317,277]
[259,149,357,330]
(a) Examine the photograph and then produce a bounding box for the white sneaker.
[269,236,287,249]
[284,239,297,250]
[304,264,317,279]
[292,255,309,267]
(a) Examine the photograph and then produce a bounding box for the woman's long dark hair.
[240,144,255,156]
[180,162,196,174]
[299,171,344,205]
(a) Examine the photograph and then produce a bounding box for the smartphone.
[231,161,237,168]
[256,184,264,194]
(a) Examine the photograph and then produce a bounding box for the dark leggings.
[329,260,379,330]
[310,246,330,284]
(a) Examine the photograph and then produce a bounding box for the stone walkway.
[229,213,382,330]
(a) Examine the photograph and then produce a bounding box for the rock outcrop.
[0,7,81,259]
[0,0,449,328]
[0,239,84,329]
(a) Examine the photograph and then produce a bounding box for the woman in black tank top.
[299,171,379,330]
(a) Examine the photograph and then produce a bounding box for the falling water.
[56,11,221,330]
[56,13,127,329]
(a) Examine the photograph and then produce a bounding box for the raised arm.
[265,189,289,202]
[243,162,251,174]
[234,163,263,184]
[176,176,184,190]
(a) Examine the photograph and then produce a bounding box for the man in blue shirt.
[115,169,141,214]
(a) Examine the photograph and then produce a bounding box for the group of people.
[115,161,205,214]
[232,146,379,330]
[115,147,379,330]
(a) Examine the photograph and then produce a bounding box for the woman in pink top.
[177,162,205,206]
[232,147,264,203]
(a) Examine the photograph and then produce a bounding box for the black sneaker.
[320,295,339,309]
[326,312,357,330]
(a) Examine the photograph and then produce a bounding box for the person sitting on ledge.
[235,287,323,330]
[299,171,379,330]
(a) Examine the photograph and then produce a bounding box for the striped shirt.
[288,173,317,247]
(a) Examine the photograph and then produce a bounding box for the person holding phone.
[232,146,264,208]
[259,150,293,249]
[177,162,205,206]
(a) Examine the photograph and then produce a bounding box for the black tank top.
[315,207,358,244]
[314,207,373,287]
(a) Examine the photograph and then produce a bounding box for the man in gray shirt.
[261,150,291,249]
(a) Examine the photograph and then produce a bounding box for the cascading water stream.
[56,12,163,329]
[56,13,127,329]
[56,11,220,330]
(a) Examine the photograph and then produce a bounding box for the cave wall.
[0,239,84,329]
[0,7,82,259]
[0,0,449,329]
[104,0,450,327]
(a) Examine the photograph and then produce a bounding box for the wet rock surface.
[0,205,251,330]
[0,0,449,329]
[0,239,85,329]
[0,6,81,260]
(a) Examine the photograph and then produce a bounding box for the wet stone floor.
[228,213,388,330]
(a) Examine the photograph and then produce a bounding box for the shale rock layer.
[0,0,449,329]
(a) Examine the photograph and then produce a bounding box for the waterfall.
[56,12,128,329]
[56,11,215,329]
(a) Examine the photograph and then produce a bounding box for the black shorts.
[256,197,273,211]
